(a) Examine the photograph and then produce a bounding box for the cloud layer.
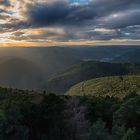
[0,0,140,45]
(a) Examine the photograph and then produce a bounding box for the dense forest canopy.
[0,87,139,140]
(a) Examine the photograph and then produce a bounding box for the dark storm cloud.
[26,1,95,27]
[0,0,10,6]
[1,0,140,41]
[101,9,140,29]
[1,19,31,31]
[119,25,140,39]
[2,0,140,30]
[0,9,7,13]
[81,30,120,40]
[25,0,140,28]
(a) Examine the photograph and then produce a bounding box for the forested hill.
[66,75,140,98]
[45,61,140,94]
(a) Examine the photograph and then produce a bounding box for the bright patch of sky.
[68,0,90,5]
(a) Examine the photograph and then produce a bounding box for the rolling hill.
[0,58,44,90]
[66,75,140,98]
[44,61,140,94]
[0,46,139,90]
[113,49,140,63]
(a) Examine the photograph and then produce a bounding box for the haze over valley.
[0,46,139,91]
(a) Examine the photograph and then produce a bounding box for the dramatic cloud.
[0,0,140,46]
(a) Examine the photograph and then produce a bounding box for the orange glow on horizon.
[0,39,140,47]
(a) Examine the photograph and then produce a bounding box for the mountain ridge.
[66,75,140,98]
[44,61,140,94]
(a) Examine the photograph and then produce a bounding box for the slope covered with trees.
[45,61,140,94]
[113,49,140,63]
[0,86,139,140]
[66,75,140,98]
[0,46,139,90]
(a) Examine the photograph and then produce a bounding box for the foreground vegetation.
[0,86,139,140]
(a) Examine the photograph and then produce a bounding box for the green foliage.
[89,119,110,140]
[113,96,140,132]
[122,128,137,140]
[67,75,140,98]
[0,100,30,140]
[82,96,120,130]
[0,92,66,140]
[0,87,139,140]
[64,97,90,140]
[112,125,126,140]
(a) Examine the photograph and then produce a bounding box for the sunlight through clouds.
[0,0,140,46]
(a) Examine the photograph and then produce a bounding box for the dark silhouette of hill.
[0,58,44,89]
[113,49,140,63]
[0,46,139,89]
[44,61,140,94]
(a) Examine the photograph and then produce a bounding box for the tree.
[122,128,137,140]
[23,94,66,140]
[0,100,29,140]
[89,119,110,140]
[113,97,140,133]
[112,125,126,140]
[65,97,90,140]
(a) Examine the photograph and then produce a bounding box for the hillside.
[0,46,139,77]
[0,46,139,91]
[45,61,140,94]
[113,49,140,63]
[66,75,140,98]
[0,58,44,89]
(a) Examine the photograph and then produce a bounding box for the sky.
[0,0,140,47]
